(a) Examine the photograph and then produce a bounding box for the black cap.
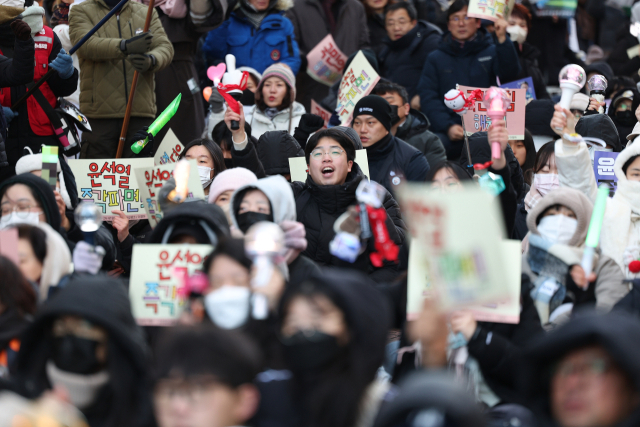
[352,95,392,131]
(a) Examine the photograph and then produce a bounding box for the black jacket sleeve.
[0,38,34,87]
[46,33,78,98]
[489,163,517,237]
[231,137,266,178]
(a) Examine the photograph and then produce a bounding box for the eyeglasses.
[552,357,611,380]
[1,203,41,218]
[449,15,473,23]
[310,148,345,159]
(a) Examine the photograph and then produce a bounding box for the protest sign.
[534,0,577,17]
[459,85,526,140]
[594,151,619,196]
[68,158,153,220]
[500,77,536,102]
[306,34,347,86]
[154,128,184,166]
[129,244,212,326]
[336,51,380,126]
[0,228,19,266]
[135,160,205,228]
[311,100,331,128]
[289,149,370,183]
[399,183,508,312]
[468,0,514,21]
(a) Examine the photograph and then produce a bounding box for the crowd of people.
[1,0,640,425]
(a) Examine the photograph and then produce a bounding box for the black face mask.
[236,211,273,233]
[389,105,401,126]
[224,158,234,169]
[281,331,340,372]
[52,335,105,375]
[616,110,636,126]
[240,90,255,106]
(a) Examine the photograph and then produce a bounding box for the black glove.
[120,32,153,54]
[208,89,225,113]
[129,53,155,73]
[298,113,325,133]
[10,19,31,41]
[132,126,154,150]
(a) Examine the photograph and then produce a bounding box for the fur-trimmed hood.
[235,0,293,11]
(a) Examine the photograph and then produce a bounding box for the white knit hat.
[15,152,72,209]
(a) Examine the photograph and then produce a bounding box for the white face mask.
[507,25,527,44]
[204,285,251,329]
[198,166,213,189]
[46,361,110,410]
[533,173,560,197]
[0,211,40,229]
[537,214,578,245]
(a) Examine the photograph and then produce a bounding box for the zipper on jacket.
[117,13,129,102]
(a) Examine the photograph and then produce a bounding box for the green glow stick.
[131,93,182,154]
[581,184,610,276]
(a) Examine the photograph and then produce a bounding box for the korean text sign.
[154,128,184,166]
[134,160,205,228]
[310,100,331,128]
[468,0,514,21]
[130,244,212,326]
[68,158,153,220]
[458,85,526,140]
[398,183,509,312]
[336,51,380,126]
[306,34,347,86]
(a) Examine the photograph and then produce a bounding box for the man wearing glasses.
[417,0,520,160]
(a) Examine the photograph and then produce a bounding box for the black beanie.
[305,128,357,164]
[352,95,392,131]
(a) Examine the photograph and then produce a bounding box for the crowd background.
[1,0,640,426]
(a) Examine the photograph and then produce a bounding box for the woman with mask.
[0,174,62,232]
[507,4,549,99]
[230,175,321,285]
[12,275,155,427]
[16,224,71,302]
[178,138,227,196]
[608,88,640,149]
[253,269,390,427]
[210,63,306,141]
[523,187,625,326]
[0,256,36,379]
[208,167,258,228]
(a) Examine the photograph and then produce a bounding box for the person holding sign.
[416,0,520,159]
[351,95,430,195]
[202,0,301,75]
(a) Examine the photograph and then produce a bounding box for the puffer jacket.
[417,27,520,135]
[203,0,301,74]
[69,0,174,119]
[395,109,446,169]
[292,164,405,282]
[206,101,306,140]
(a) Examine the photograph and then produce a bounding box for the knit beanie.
[333,126,363,149]
[208,167,258,204]
[304,128,357,164]
[352,95,392,131]
[258,63,296,102]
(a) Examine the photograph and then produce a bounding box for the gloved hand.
[72,241,106,275]
[298,113,325,133]
[3,107,17,124]
[129,53,155,73]
[208,89,225,113]
[10,19,31,41]
[20,5,44,36]
[49,49,75,79]
[131,125,154,147]
[120,32,153,54]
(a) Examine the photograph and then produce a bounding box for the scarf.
[523,184,543,212]
[139,0,187,18]
[239,0,269,29]
[264,107,280,120]
[50,0,69,27]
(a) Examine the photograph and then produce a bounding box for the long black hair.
[178,138,226,178]
[521,129,537,185]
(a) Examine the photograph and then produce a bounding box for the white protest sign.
[336,51,380,126]
[399,183,508,312]
[154,128,185,166]
[306,34,347,86]
[134,160,205,228]
[129,244,212,326]
[68,158,153,220]
[288,149,370,183]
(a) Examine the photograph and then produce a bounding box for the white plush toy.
[444,89,467,114]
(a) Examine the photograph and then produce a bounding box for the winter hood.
[256,130,304,176]
[230,174,296,229]
[148,201,230,244]
[575,113,622,152]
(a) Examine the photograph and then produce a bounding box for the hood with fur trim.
[526,187,593,247]
[230,174,295,230]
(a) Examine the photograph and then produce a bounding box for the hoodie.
[522,310,640,427]
[12,274,155,427]
[575,113,622,152]
[256,131,304,176]
[32,222,72,301]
